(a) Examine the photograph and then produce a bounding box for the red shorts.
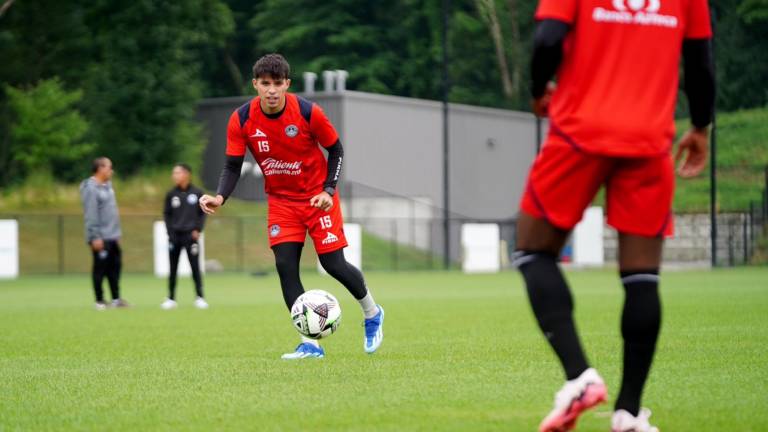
[267,194,348,254]
[520,139,675,237]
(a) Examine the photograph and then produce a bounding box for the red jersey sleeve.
[685,0,712,39]
[226,111,248,156]
[535,0,577,23]
[309,104,339,148]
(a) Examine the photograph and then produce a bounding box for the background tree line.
[1,0,766,188]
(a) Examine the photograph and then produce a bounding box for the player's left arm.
[308,104,341,212]
[323,140,343,195]
[676,0,715,178]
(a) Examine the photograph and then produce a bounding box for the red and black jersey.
[226,93,339,200]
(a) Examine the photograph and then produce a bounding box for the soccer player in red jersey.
[199,54,384,359]
[514,0,714,430]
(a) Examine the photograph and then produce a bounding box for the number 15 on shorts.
[319,215,332,229]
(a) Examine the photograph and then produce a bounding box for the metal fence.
[2,164,766,274]
[0,212,519,275]
[743,167,768,264]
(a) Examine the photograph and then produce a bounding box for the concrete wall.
[603,213,754,266]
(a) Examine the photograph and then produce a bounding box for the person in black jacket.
[162,163,207,309]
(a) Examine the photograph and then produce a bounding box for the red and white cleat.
[539,368,608,432]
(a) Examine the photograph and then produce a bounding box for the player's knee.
[515,213,568,254]
[318,250,346,276]
[274,252,299,277]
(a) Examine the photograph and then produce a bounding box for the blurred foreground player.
[162,163,208,310]
[80,157,130,310]
[515,0,714,430]
[200,54,384,359]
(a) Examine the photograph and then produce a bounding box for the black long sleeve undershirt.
[682,38,715,129]
[324,140,343,192]
[530,19,570,99]
[215,155,244,203]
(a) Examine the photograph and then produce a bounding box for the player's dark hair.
[253,54,290,80]
[91,157,109,174]
[174,163,192,173]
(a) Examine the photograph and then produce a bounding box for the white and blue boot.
[363,305,385,354]
[281,342,325,360]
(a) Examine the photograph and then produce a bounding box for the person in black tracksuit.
[162,163,207,309]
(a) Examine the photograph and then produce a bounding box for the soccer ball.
[290,290,342,339]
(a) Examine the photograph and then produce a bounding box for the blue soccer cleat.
[363,305,385,354]
[281,343,325,360]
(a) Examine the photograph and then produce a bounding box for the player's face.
[253,75,290,112]
[172,166,189,187]
[98,159,113,180]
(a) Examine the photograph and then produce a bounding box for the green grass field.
[1,269,767,431]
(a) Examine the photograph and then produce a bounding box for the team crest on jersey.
[187,193,198,205]
[270,224,281,237]
[285,124,299,138]
[171,196,181,208]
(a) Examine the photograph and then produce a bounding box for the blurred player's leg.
[515,213,589,380]
[91,248,108,309]
[318,250,384,353]
[186,237,204,300]
[515,213,606,432]
[106,241,128,307]
[182,235,207,309]
[607,154,671,422]
[168,237,182,300]
[615,234,663,418]
[163,237,182,309]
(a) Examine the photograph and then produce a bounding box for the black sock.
[106,242,121,300]
[615,270,662,416]
[272,242,305,310]
[91,251,106,303]
[515,251,589,380]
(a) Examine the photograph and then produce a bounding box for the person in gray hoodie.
[80,157,129,310]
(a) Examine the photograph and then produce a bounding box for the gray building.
[196,90,541,261]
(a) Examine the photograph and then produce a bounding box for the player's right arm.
[530,0,575,117]
[200,111,247,215]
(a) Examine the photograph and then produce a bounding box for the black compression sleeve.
[215,155,244,203]
[323,140,343,192]
[683,38,715,129]
[531,19,570,99]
